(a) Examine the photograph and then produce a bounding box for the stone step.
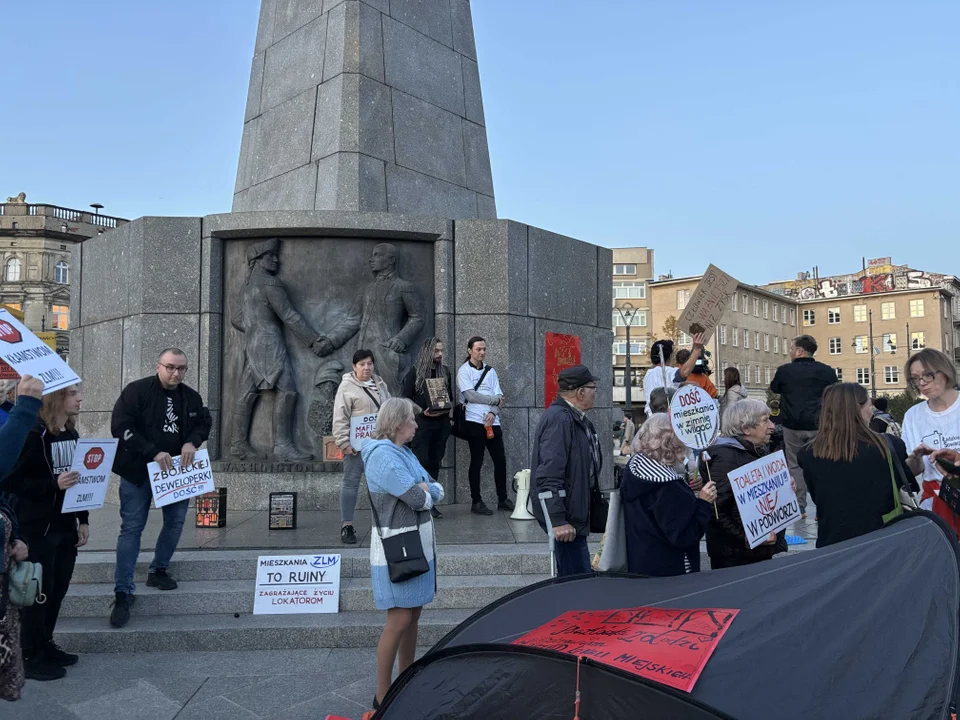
[61,574,548,618]
[54,609,474,653]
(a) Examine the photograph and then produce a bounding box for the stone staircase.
[55,545,554,653]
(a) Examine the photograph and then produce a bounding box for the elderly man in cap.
[531,364,603,577]
[229,238,326,461]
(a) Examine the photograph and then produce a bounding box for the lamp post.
[616,302,637,414]
[869,309,876,399]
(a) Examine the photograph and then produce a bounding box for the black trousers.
[410,417,452,480]
[465,423,507,504]
[21,527,77,658]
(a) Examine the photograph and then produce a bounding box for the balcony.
[1,202,127,230]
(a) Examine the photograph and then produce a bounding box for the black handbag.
[366,473,430,584]
[452,366,491,439]
[590,486,608,534]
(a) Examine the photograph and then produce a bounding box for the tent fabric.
[378,512,960,720]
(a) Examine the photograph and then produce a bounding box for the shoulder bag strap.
[364,446,422,542]
[361,387,381,410]
[882,440,904,517]
[474,366,492,391]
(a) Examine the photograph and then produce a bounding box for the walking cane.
[538,489,567,578]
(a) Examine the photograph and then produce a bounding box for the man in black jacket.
[109,348,212,628]
[769,335,837,518]
[531,365,602,577]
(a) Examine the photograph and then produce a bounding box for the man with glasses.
[531,365,603,577]
[109,347,212,628]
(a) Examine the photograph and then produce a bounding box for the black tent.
[376,513,960,719]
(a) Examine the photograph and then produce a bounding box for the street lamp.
[851,309,878,398]
[90,203,103,216]
[616,301,637,413]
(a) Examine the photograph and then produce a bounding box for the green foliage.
[660,316,680,345]
[884,390,922,424]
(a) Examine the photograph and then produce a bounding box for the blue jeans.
[554,535,591,577]
[114,477,189,595]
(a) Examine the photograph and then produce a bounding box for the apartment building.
[612,248,654,406]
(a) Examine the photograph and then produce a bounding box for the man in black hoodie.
[2,381,85,681]
[109,348,211,628]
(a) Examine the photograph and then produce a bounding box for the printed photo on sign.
[62,439,119,513]
[148,449,214,508]
[349,413,378,451]
[0,308,81,394]
[676,264,739,343]
[254,554,341,615]
[670,385,719,451]
[727,450,800,548]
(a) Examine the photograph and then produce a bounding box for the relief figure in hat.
[229,237,326,461]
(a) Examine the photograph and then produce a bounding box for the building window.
[755,364,761,385]
[912,332,925,349]
[857,368,870,385]
[754,331,760,350]
[753,297,760,317]
[827,307,840,324]
[881,302,895,320]
[4,258,21,282]
[731,294,738,312]
[679,332,692,346]
[910,299,925,318]
[612,341,645,356]
[853,304,867,322]
[742,329,750,349]
[789,308,796,326]
[677,289,690,310]
[782,305,788,324]
[613,264,637,275]
[612,311,646,327]
[803,309,815,326]
[744,365,750,384]
[763,334,770,352]
[762,300,769,319]
[5,303,21,311]
[829,337,842,355]
[855,336,868,354]
[54,261,69,285]
[742,294,749,314]
[773,304,779,322]
[882,333,897,353]
[51,304,69,330]
[732,327,739,347]
[773,336,780,353]
[765,366,771,385]
[613,282,646,299]
[836,368,844,381]
[884,366,900,384]
[784,337,789,355]
[720,325,727,345]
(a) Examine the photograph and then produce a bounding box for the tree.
[885,390,922,424]
[660,316,681,346]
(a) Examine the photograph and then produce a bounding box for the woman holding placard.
[701,399,787,569]
[621,415,717,576]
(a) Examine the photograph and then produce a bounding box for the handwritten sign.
[148,449,214,508]
[62,438,119,512]
[728,450,800,548]
[254,554,341,614]
[669,385,719,451]
[677,265,739,342]
[0,308,80,394]
[349,413,378,451]
[514,606,738,692]
[544,332,582,408]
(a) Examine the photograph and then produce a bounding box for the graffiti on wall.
[769,268,945,300]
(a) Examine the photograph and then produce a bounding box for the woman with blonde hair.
[360,397,444,711]
[621,414,716,576]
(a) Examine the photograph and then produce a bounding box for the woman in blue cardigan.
[361,397,444,712]
[621,414,716,576]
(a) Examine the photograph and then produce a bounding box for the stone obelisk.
[234,0,496,219]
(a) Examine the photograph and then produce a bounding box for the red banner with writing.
[544,332,581,408]
[513,606,738,692]
[0,359,19,381]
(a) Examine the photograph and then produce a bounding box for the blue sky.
[2,1,957,285]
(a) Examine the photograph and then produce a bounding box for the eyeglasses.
[581,384,598,391]
[910,371,939,388]
[160,364,189,374]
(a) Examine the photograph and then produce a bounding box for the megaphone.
[510,469,536,520]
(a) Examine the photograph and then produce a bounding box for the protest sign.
[254,554,341,614]
[728,449,800,548]
[62,439,119,512]
[544,332,582,408]
[0,308,80,394]
[0,360,18,381]
[148,449,214,508]
[349,413,378,451]
[514,606,739,692]
[669,385,719,451]
[677,265,739,342]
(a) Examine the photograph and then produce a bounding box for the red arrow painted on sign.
[0,321,23,344]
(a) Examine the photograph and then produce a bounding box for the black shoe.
[471,501,493,516]
[146,569,178,591]
[497,498,515,512]
[23,658,66,681]
[109,592,135,628]
[44,641,78,667]
[341,525,358,544]
[430,506,443,519]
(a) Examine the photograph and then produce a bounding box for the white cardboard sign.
[62,439,119,512]
[727,450,800,549]
[0,308,80,394]
[669,385,720,451]
[254,554,341,614]
[148,449,214,508]
[349,413,378,451]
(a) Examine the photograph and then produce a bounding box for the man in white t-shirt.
[642,336,704,416]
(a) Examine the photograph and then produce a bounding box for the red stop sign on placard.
[0,321,23,344]
[84,448,104,470]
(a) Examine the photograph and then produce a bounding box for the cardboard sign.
[514,606,739,692]
[0,360,18,381]
[0,308,80,394]
[544,332,582,408]
[677,265,739,342]
[322,436,343,462]
[425,377,452,411]
[148,449,214,508]
[669,385,719,451]
[254,554,341,614]
[349,413,378,451]
[62,438,119,512]
[728,449,800,548]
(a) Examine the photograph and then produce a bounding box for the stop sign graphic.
[84,448,105,470]
[0,320,23,344]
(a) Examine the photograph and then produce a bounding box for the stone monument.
[71,0,614,510]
